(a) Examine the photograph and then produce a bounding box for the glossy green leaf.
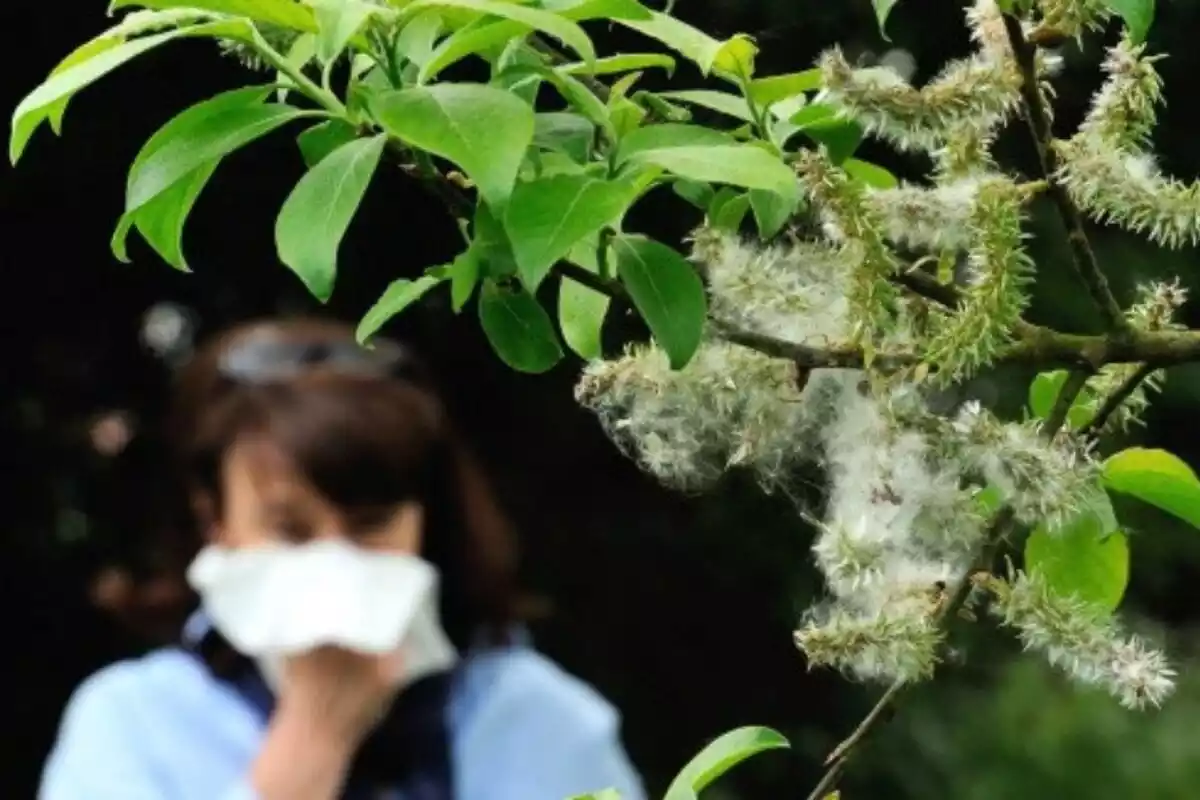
[568,791,622,800]
[1028,369,1099,429]
[372,83,535,208]
[534,112,595,163]
[711,33,758,79]
[843,158,898,189]
[623,142,798,203]
[357,274,444,343]
[709,190,750,231]
[672,178,714,210]
[873,0,901,41]
[504,175,640,289]
[12,19,221,164]
[111,162,217,271]
[614,123,733,163]
[409,0,593,81]
[449,248,482,311]
[559,53,675,77]
[1103,0,1155,44]
[657,90,753,122]
[275,134,387,301]
[296,118,360,168]
[749,188,797,238]
[748,69,821,107]
[1104,447,1200,529]
[478,280,563,373]
[617,10,724,75]
[472,203,519,278]
[559,273,610,360]
[789,103,863,164]
[108,0,317,31]
[126,102,311,214]
[394,11,444,68]
[664,726,790,800]
[612,234,707,369]
[310,0,379,65]
[112,85,274,267]
[1025,491,1128,613]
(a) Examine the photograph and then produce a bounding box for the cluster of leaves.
[10,0,889,378]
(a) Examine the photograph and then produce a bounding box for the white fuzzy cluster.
[990,570,1176,709]
[866,179,983,252]
[947,400,1099,529]
[1057,39,1200,249]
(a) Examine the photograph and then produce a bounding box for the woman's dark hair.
[103,318,520,649]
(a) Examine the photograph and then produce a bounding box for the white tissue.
[186,539,458,685]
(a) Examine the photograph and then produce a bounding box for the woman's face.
[212,436,424,553]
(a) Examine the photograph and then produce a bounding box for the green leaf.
[449,248,482,311]
[1025,491,1129,613]
[623,143,798,203]
[534,112,595,163]
[111,162,217,271]
[356,274,444,343]
[394,11,444,69]
[277,33,317,102]
[108,0,318,31]
[11,19,231,164]
[749,188,797,238]
[1104,447,1200,529]
[672,178,714,209]
[872,0,901,41]
[664,726,790,800]
[657,90,753,122]
[711,33,758,79]
[478,280,563,373]
[709,190,750,231]
[372,83,534,208]
[559,274,610,360]
[275,134,387,302]
[747,69,821,108]
[296,118,360,167]
[559,53,675,77]
[472,203,519,278]
[126,101,311,215]
[617,10,724,75]
[789,104,864,164]
[504,174,640,289]
[612,234,707,369]
[111,85,274,267]
[614,122,733,162]
[843,158,898,189]
[1103,0,1155,44]
[568,791,622,800]
[1028,369,1099,429]
[409,0,594,81]
[310,0,379,66]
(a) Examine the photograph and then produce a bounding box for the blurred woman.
[40,318,644,800]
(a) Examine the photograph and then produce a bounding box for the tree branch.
[1001,14,1128,333]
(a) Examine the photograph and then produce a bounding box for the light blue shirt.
[39,635,644,800]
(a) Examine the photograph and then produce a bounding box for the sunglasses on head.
[217,329,424,386]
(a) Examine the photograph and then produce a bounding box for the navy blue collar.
[182,612,455,800]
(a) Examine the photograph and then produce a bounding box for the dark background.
[5,1,1200,797]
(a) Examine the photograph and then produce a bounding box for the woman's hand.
[250,647,404,800]
[278,646,405,747]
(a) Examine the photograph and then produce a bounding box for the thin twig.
[1001,14,1128,333]
[1080,363,1158,437]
